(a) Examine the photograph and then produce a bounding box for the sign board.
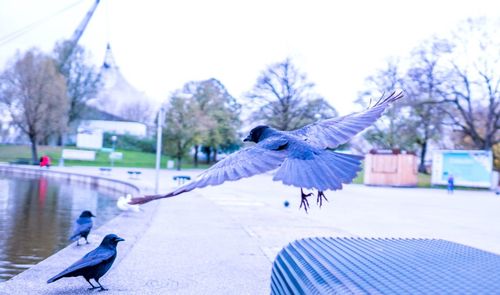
[431,150,493,188]
[109,152,123,160]
[76,128,103,149]
[61,149,96,161]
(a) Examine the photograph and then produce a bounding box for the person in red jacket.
[39,155,51,168]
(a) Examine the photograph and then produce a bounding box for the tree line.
[0,17,498,171]
[0,41,101,163]
[162,78,242,169]
[358,17,499,172]
[161,59,337,169]
[0,40,337,168]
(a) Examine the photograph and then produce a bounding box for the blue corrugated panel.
[270,238,500,294]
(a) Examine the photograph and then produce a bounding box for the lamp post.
[155,108,164,194]
[111,135,117,151]
[110,135,117,167]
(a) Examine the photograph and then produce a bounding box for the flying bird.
[131,91,403,211]
[47,234,125,291]
[69,210,95,246]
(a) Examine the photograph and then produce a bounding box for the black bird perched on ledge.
[69,210,95,246]
[131,91,403,211]
[47,234,125,291]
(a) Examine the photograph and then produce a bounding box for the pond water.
[0,173,122,282]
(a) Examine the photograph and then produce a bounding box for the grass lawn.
[0,144,210,169]
[0,144,474,189]
[417,173,431,187]
[352,170,364,184]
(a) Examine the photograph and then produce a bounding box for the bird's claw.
[316,191,328,207]
[98,288,108,292]
[300,188,313,213]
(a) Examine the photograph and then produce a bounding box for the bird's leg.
[86,278,98,290]
[316,191,328,207]
[95,279,108,292]
[76,238,80,246]
[85,237,89,244]
[300,188,313,213]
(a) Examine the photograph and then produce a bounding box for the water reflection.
[0,173,121,282]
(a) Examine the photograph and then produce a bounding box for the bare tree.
[53,40,101,141]
[403,38,451,172]
[119,99,154,124]
[0,48,68,163]
[357,17,500,171]
[247,58,337,131]
[357,59,408,150]
[437,18,500,150]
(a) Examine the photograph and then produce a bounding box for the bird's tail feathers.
[129,192,175,205]
[69,233,80,241]
[273,151,363,191]
[129,178,202,205]
[47,267,75,284]
[47,274,63,284]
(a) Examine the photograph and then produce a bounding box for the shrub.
[103,133,156,153]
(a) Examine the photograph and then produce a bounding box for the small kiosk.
[364,149,418,187]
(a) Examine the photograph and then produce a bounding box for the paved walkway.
[1,166,500,294]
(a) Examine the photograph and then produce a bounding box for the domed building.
[76,45,151,149]
[88,44,152,120]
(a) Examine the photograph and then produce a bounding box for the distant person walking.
[447,174,455,194]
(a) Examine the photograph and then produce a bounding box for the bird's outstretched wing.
[130,138,288,205]
[47,247,115,283]
[289,90,403,149]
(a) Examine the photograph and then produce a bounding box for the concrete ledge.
[0,164,140,196]
[0,203,158,294]
[0,164,158,294]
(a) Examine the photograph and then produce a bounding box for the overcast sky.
[1,0,499,114]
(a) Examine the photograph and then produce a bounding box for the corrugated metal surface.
[271,237,500,294]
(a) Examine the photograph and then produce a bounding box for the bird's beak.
[116,237,125,242]
[243,136,251,142]
[91,213,96,217]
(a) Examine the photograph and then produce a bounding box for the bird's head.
[243,125,270,143]
[100,234,125,248]
[80,210,96,218]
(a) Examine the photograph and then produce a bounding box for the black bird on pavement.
[47,234,125,291]
[70,210,95,246]
[131,91,403,211]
